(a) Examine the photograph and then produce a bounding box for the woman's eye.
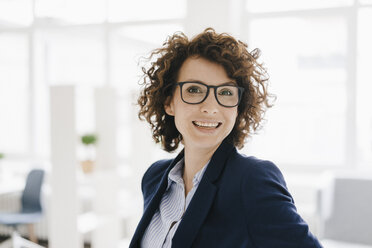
[187,86,202,93]
[219,89,233,96]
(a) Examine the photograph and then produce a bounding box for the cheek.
[172,104,192,130]
[229,109,238,123]
[226,110,238,131]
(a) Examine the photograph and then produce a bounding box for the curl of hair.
[138,28,275,152]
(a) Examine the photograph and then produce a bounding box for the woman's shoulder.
[145,159,172,176]
[231,152,281,174]
[229,151,286,186]
[142,159,171,183]
[141,159,172,195]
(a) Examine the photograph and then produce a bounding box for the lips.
[192,121,222,128]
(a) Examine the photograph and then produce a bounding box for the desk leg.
[27,224,38,243]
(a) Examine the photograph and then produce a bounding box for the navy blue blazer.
[129,140,322,248]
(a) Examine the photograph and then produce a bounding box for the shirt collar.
[166,158,210,191]
[167,158,184,188]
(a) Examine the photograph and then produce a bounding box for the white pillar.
[49,85,81,248]
[185,0,244,37]
[91,87,121,248]
[94,87,117,171]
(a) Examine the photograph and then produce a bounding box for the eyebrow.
[183,80,237,86]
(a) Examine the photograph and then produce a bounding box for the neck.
[182,143,220,195]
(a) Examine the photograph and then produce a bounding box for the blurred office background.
[0,0,372,247]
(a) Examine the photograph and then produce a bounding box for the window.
[108,0,186,22]
[356,7,372,167]
[0,0,33,26]
[246,0,352,12]
[42,28,106,86]
[0,34,29,153]
[243,0,372,169]
[360,0,372,4]
[35,0,106,24]
[245,15,348,167]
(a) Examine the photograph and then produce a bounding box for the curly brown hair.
[138,28,274,152]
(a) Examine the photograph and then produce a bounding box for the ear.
[164,97,175,116]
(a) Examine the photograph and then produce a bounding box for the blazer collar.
[202,139,235,183]
[172,139,235,248]
[129,139,235,248]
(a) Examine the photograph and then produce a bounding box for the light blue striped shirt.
[141,158,210,248]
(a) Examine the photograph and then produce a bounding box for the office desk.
[0,175,24,195]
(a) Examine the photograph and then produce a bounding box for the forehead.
[177,57,234,85]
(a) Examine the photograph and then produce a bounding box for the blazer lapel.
[172,140,235,248]
[129,150,184,248]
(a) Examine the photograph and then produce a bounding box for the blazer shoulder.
[234,154,322,247]
[141,159,171,200]
[142,159,171,180]
[231,153,286,187]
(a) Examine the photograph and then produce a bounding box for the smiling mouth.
[192,121,222,128]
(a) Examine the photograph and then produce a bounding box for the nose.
[200,91,218,114]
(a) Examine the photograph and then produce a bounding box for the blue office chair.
[0,169,44,243]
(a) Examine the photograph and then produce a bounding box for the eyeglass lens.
[181,82,240,107]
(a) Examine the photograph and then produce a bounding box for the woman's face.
[165,56,238,152]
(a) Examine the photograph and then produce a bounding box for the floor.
[0,235,91,248]
[321,239,372,248]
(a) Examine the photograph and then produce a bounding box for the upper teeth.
[194,121,219,127]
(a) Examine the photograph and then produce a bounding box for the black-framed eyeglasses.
[175,81,244,108]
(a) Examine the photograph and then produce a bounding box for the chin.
[190,138,224,150]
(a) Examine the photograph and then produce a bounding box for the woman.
[129,28,322,248]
